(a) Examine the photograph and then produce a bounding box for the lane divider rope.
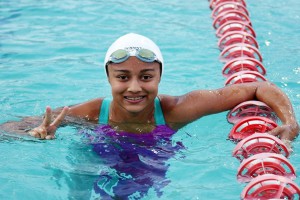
[207,0,300,198]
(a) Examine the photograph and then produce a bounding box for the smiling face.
[107,56,161,119]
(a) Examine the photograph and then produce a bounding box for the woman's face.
[107,56,161,114]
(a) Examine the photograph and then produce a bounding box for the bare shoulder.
[157,95,179,113]
[68,98,103,121]
[158,94,194,126]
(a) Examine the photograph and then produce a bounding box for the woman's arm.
[66,98,102,121]
[161,81,299,140]
[0,98,103,139]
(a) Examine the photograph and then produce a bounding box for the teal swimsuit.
[98,97,166,125]
[89,98,182,199]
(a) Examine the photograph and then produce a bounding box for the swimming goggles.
[106,48,161,65]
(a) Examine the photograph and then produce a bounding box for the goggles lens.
[137,49,156,62]
[108,48,158,64]
[110,49,130,63]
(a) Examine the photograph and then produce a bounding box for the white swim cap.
[104,33,164,76]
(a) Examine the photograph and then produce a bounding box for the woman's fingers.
[51,106,69,127]
[268,126,293,152]
[43,107,69,140]
[28,130,40,138]
[28,128,55,140]
[42,106,52,127]
[28,106,69,140]
[28,127,47,139]
[267,126,281,137]
[268,125,291,140]
[45,135,55,140]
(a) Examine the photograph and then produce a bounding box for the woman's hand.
[268,124,299,152]
[28,106,69,140]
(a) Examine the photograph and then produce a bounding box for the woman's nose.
[127,79,142,93]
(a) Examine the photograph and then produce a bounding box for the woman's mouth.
[124,96,145,103]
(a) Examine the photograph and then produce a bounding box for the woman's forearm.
[0,116,43,135]
[256,82,299,139]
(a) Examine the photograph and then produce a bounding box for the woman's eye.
[117,75,128,80]
[142,75,152,80]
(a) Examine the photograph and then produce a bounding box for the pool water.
[1,0,300,199]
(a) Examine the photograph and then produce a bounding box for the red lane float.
[224,71,267,85]
[228,116,277,141]
[241,174,300,199]
[213,10,251,29]
[218,31,258,50]
[210,0,247,10]
[211,2,249,19]
[232,133,290,161]
[219,43,263,63]
[222,57,266,78]
[227,100,276,124]
[216,21,256,38]
[237,153,296,182]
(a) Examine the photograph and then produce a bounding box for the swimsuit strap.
[98,97,166,125]
[99,98,111,124]
[154,97,166,125]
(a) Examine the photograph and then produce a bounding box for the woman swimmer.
[1,33,299,144]
[1,32,299,199]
